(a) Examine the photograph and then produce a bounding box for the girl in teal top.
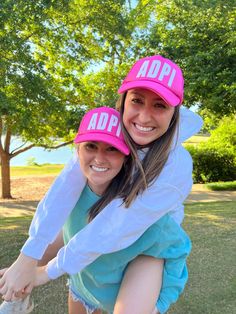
[63,184,190,314]
[58,106,190,314]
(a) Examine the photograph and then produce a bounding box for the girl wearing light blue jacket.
[0,55,202,314]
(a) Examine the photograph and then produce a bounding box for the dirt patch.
[0,176,56,217]
[0,175,56,201]
[186,186,236,203]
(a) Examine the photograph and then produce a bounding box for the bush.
[186,145,236,183]
[206,116,236,153]
[26,156,39,166]
[186,115,236,183]
[206,181,236,191]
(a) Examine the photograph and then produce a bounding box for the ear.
[76,144,80,155]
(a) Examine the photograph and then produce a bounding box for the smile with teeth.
[134,123,155,132]
[91,165,108,172]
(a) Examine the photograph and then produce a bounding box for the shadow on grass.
[0,201,235,313]
[0,200,38,217]
[0,200,38,210]
[185,201,236,219]
[186,190,236,203]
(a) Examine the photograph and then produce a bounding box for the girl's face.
[123,88,175,146]
[78,142,125,195]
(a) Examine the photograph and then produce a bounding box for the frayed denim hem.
[68,281,100,314]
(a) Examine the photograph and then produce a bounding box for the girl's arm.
[0,154,85,300]
[46,145,193,279]
[0,109,201,298]
[22,152,86,259]
[21,107,202,262]
[0,145,191,301]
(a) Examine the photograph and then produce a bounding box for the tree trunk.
[1,152,12,199]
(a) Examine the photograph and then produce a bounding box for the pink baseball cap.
[118,55,184,106]
[74,107,130,155]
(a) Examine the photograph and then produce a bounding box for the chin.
[133,137,153,146]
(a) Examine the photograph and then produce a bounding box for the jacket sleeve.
[21,152,86,259]
[157,262,189,314]
[156,226,191,314]
[143,215,191,314]
[46,147,193,279]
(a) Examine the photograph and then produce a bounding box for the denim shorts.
[69,284,100,314]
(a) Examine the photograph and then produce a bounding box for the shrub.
[186,145,236,183]
[206,116,236,153]
[206,181,236,191]
[26,156,39,166]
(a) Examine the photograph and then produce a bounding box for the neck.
[87,181,109,196]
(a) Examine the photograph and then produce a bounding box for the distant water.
[9,137,74,166]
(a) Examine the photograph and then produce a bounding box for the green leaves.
[1,0,235,149]
[147,0,236,115]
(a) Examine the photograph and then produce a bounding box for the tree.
[0,0,155,198]
[145,0,236,115]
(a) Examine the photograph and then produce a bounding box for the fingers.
[2,287,15,302]
[0,279,30,301]
[14,290,27,299]
[0,268,8,277]
[0,268,8,288]
[24,283,33,295]
[1,287,30,301]
[0,286,6,297]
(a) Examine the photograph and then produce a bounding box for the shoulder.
[158,145,193,182]
[149,146,193,201]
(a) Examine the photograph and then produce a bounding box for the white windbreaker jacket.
[21,107,203,279]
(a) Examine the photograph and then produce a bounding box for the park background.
[0,0,235,313]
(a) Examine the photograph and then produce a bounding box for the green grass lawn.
[184,134,209,145]
[206,181,236,191]
[169,201,236,314]
[0,215,68,313]
[1,201,235,313]
[10,164,64,176]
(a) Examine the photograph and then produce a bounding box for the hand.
[0,253,37,301]
[34,266,51,287]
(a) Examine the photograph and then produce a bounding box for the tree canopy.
[143,0,236,115]
[0,0,235,197]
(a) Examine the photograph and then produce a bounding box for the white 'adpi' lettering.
[87,112,120,135]
[136,60,149,77]
[87,113,98,130]
[147,60,161,78]
[136,60,176,87]
[167,69,176,87]
[158,63,171,81]
[116,123,121,137]
[107,115,119,133]
[97,113,108,130]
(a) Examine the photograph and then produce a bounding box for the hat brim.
[74,132,130,156]
[118,80,182,106]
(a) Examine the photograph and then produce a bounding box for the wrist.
[17,253,38,265]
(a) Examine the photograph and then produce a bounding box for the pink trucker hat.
[118,55,184,106]
[74,107,130,155]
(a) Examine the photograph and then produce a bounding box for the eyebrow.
[129,90,165,102]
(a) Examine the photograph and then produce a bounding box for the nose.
[138,106,152,124]
[93,149,107,165]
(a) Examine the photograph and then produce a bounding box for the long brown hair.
[87,151,134,221]
[88,93,180,220]
[116,92,180,207]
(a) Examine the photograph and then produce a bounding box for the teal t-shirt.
[63,185,191,314]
